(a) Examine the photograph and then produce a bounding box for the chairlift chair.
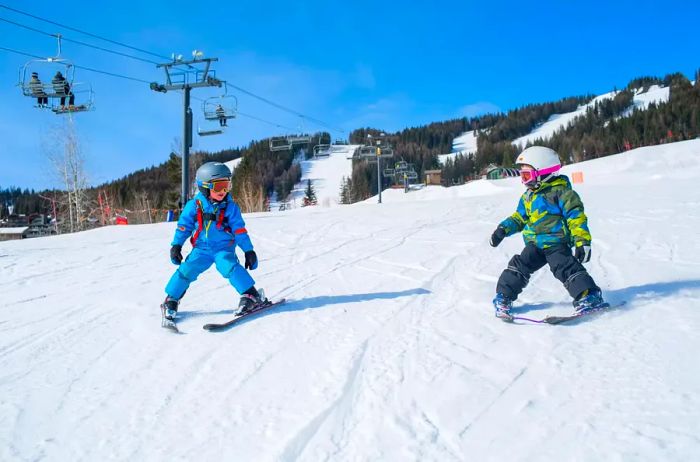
[197,126,224,137]
[377,146,394,158]
[270,136,292,151]
[313,144,331,157]
[288,135,311,145]
[18,36,95,114]
[203,95,238,121]
[346,147,360,159]
[359,146,377,157]
[50,82,94,114]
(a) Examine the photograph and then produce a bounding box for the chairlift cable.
[72,64,152,84]
[0,16,160,64]
[0,45,43,60]
[1,5,347,133]
[0,45,151,83]
[237,110,297,131]
[190,94,296,131]
[0,4,171,60]
[224,81,344,133]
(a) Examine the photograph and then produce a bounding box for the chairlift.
[359,146,377,157]
[383,168,395,177]
[288,135,311,145]
[377,146,394,157]
[18,34,94,114]
[50,83,94,114]
[346,147,360,159]
[203,94,238,121]
[394,160,409,171]
[270,136,292,151]
[313,144,331,158]
[197,125,223,137]
[287,116,312,145]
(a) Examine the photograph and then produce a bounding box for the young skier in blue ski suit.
[489,146,606,321]
[161,162,266,321]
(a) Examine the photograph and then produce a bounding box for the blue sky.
[1,0,698,190]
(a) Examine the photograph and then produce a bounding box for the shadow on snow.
[201,287,432,331]
[516,279,700,326]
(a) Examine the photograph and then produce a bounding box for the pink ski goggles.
[519,164,561,185]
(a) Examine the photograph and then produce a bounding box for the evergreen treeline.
[0,186,47,219]
[6,70,699,225]
[471,95,592,173]
[343,120,478,200]
[514,72,700,163]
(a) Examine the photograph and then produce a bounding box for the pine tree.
[339,176,351,204]
[302,179,317,207]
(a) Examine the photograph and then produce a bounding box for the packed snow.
[1,140,700,461]
[285,145,360,209]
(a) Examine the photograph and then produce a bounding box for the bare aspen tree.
[236,174,265,213]
[44,118,89,233]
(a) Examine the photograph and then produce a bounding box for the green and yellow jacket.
[499,175,591,249]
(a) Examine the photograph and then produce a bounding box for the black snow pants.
[496,243,599,301]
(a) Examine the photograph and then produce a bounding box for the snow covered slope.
[622,84,670,116]
[2,140,700,461]
[451,85,672,155]
[285,144,360,209]
[512,91,619,147]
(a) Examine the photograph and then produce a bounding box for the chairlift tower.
[360,133,394,204]
[150,53,222,207]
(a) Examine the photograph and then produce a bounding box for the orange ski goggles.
[202,179,231,193]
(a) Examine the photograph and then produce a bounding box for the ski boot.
[493,293,514,322]
[236,289,267,316]
[161,296,179,321]
[573,289,606,314]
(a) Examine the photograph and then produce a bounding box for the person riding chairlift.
[215,104,227,127]
[52,71,75,109]
[29,72,49,108]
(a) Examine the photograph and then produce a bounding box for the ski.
[203,298,286,331]
[510,301,626,325]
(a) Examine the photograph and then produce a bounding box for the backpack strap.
[189,200,232,246]
[190,200,205,247]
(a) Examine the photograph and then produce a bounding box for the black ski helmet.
[195,162,232,197]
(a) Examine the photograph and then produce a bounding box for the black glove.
[170,244,183,265]
[489,227,506,247]
[244,250,258,270]
[575,245,592,263]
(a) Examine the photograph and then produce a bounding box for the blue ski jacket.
[171,192,254,252]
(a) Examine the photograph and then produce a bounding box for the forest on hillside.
[3,70,699,230]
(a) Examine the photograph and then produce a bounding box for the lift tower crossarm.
[150,56,223,207]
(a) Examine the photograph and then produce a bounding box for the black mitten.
[489,227,506,247]
[170,244,183,265]
[575,245,592,263]
[244,250,258,270]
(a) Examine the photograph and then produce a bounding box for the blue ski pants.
[165,247,255,300]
